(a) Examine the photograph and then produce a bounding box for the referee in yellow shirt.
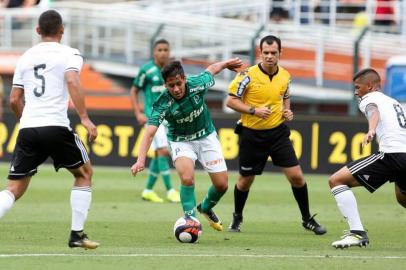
[226,35,326,235]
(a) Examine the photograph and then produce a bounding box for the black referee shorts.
[238,123,299,176]
[8,126,89,180]
[347,152,406,194]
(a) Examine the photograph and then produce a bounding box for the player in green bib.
[130,39,180,203]
[131,58,242,231]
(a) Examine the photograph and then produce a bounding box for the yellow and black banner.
[0,112,376,174]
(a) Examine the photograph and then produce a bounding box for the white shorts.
[169,132,227,173]
[151,124,168,151]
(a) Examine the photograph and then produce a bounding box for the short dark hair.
[153,39,169,48]
[38,10,63,37]
[161,61,185,82]
[353,68,381,85]
[259,35,281,52]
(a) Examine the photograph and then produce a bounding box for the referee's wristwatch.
[248,106,256,115]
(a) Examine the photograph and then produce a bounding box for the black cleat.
[228,213,243,232]
[68,231,100,249]
[196,204,223,231]
[302,214,327,235]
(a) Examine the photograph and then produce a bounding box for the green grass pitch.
[0,164,405,269]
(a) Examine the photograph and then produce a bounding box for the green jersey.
[148,71,216,142]
[132,60,166,118]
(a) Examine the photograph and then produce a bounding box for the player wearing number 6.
[329,68,406,248]
[0,10,99,249]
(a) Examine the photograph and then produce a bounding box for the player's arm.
[9,86,24,120]
[131,124,158,176]
[129,85,147,125]
[66,70,97,142]
[362,103,379,147]
[226,72,271,119]
[282,82,293,121]
[205,58,243,76]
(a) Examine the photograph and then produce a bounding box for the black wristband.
[249,106,255,115]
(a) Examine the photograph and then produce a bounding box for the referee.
[226,35,326,235]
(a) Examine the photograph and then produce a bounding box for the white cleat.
[332,231,369,249]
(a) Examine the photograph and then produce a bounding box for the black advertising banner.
[0,112,377,174]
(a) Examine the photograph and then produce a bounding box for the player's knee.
[180,175,194,186]
[328,175,340,188]
[215,182,228,193]
[237,176,254,191]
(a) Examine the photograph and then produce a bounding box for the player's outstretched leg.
[332,230,369,248]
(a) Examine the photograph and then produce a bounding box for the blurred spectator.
[352,11,370,34]
[374,0,396,27]
[337,0,366,14]
[270,0,289,23]
[1,0,40,8]
[315,0,330,24]
[300,0,311,24]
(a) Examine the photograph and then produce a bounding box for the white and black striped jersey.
[359,91,406,153]
[12,42,83,129]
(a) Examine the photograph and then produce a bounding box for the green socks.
[157,156,172,190]
[201,185,225,213]
[145,158,159,190]
[180,185,196,217]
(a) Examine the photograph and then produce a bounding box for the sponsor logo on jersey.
[176,106,204,124]
[189,86,204,93]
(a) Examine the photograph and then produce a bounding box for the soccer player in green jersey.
[131,58,243,231]
[130,39,180,203]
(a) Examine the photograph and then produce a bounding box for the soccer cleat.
[196,204,223,231]
[332,230,369,249]
[167,189,180,203]
[68,231,99,249]
[141,190,164,203]
[228,212,243,232]
[302,214,327,235]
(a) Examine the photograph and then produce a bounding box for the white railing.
[0,1,406,87]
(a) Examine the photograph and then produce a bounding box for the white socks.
[331,185,364,231]
[0,190,15,218]
[70,186,92,231]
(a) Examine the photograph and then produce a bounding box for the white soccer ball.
[173,216,202,243]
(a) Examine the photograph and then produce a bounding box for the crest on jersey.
[193,95,200,104]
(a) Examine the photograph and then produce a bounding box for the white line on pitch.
[0,254,405,259]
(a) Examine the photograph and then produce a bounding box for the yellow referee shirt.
[228,64,291,130]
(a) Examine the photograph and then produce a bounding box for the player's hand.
[136,113,147,126]
[255,107,272,119]
[362,130,375,147]
[226,58,243,72]
[81,118,97,142]
[283,109,294,121]
[131,161,145,177]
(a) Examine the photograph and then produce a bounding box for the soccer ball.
[173,216,202,243]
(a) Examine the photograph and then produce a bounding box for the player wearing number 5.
[0,10,99,249]
[329,68,406,248]
[226,35,326,235]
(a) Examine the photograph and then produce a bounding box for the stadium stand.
[0,0,405,114]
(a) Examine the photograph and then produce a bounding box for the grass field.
[0,164,405,270]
